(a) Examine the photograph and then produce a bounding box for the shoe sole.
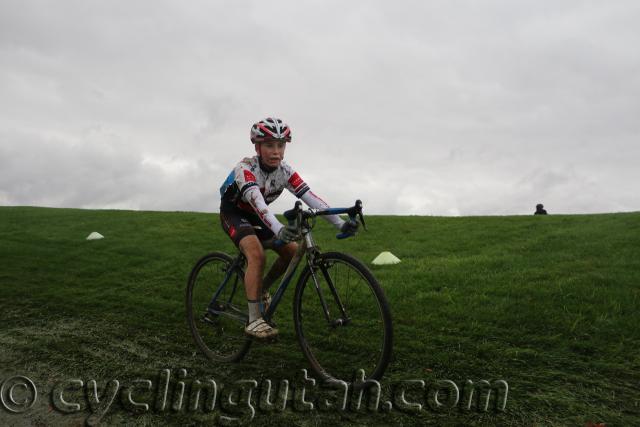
[244,331,279,341]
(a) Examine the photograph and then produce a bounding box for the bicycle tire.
[186,252,252,362]
[293,251,393,384]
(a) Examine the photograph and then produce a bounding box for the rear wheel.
[293,252,393,384]
[186,252,252,362]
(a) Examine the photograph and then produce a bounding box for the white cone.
[86,232,104,240]
[372,251,401,265]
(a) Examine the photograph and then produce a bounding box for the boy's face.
[256,140,286,168]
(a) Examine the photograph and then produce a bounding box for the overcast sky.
[1,1,639,216]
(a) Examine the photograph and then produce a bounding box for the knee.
[283,242,298,260]
[241,239,266,268]
[247,249,266,268]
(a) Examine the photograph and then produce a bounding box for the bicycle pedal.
[210,301,226,311]
[202,312,218,324]
[245,333,279,343]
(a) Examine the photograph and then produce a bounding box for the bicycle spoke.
[294,252,393,384]
[186,253,252,362]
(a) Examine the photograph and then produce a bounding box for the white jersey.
[219,156,343,235]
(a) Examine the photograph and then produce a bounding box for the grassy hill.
[1,206,639,426]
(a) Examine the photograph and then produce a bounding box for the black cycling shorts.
[219,202,275,247]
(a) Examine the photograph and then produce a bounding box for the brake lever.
[337,200,366,239]
[358,211,367,231]
[284,200,303,227]
[354,199,367,231]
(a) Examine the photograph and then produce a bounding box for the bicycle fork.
[308,258,351,328]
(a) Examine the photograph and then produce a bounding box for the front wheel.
[293,252,393,385]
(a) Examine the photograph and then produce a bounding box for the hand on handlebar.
[337,219,358,239]
[282,199,365,240]
[341,219,358,234]
[277,224,299,243]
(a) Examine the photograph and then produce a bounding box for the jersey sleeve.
[282,163,344,230]
[283,163,311,198]
[233,158,260,201]
[300,191,345,230]
[243,186,284,235]
[234,159,284,235]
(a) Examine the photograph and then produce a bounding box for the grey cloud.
[0,128,222,211]
[1,1,639,215]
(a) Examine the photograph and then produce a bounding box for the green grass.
[1,206,639,426]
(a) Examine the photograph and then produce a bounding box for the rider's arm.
[283,167,345,230]
[242,186,285,236]
[234,160,285,235]
[300,191,345,230]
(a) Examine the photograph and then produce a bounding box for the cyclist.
[219,117,358,339]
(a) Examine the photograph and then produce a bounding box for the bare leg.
[263,242,299,291]
[238,235,280,338]
[238,235,265,300]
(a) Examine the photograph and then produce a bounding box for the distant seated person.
[534,203,548,215]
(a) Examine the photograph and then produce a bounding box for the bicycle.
[186,200,393,385]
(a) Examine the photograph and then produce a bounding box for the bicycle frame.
[188,198,393,384]
[207,203,359,326]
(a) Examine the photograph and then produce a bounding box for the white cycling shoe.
[245,318,278,339]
